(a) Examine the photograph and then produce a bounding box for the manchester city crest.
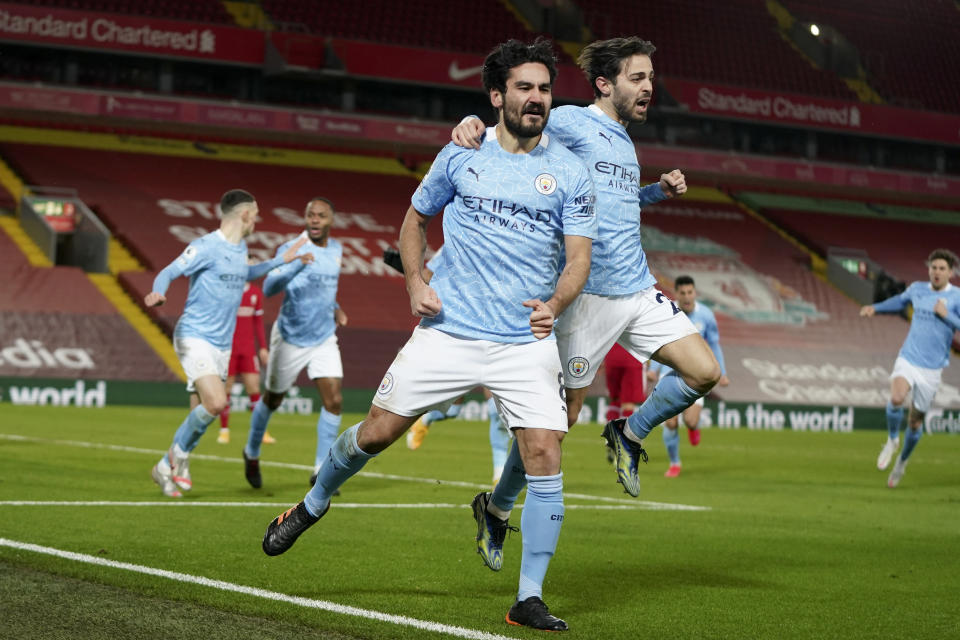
[567,356,589,378]
[535,173,557,195]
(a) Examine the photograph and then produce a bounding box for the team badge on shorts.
[377,372,395,397]
[535,173,557,195]
[567,357,589,378]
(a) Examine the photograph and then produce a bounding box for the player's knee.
[204,397,229,415]
[264,391,284,411]
[325,393,343,415]
[687,362,721,394]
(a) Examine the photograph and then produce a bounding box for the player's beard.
[502,102,548,139]
[612,86,648,124]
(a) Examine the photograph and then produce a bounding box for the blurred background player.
[861,249,960,488]
[243,197,347,489]
[602,343,646,463]
[647,275,729,477]
[217,278,274,445]
[387,246,511,484]
[144,189,310,497]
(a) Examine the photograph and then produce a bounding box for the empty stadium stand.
[16,0,233,24]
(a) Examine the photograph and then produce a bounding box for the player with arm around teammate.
[144,189,310,497]
[261,39,596,632]
[647,275,729,477]
[861,249,960,488]
[242,197,348,489]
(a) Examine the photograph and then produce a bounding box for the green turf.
[1,404,958,639]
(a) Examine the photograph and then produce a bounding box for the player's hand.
[660,169,687,198]
[451,117,485,149]
[859,305,875,317]
[409,283,442,318]
[646,370,659,385]
[258,348,269,366]
[718,375,730,387]
[935,298,948,318]
[524,299,555,340]
[144,292,166,307]
[282,237,313,264]
[335,307,349,327]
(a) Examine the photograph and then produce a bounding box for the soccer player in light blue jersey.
[860,249,960,488]
[144,189,310,498]
[242,197,348,489]
[647,276,729,477]
[262,39,596,632]
[454,37,721,502]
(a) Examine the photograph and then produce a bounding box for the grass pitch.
[1,404,958,639]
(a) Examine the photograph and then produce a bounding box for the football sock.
[422,409,444,426]
[249,392,261,409]
[303,423,375,516]
[886,401,904,441]
[171,405,216,455]
[244,398,273,459]
[663,426,681,465]
[490,438,526,518]
[446,403,462,419]
[219,402,230,429]
[900,426,922,461]
[488,398,510,477]
[605,405,621,422]
[626,371,701,442]
[315,408,342,468]
[517,473,564,602]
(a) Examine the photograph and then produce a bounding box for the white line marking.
[0,433,711,511]
[0,500,707,511]
[0,537,516,640]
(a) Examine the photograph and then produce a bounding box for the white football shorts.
[556,288,699,389]
[174,337,230,393]
[890,356,942,413]
[373,326,568,432]
[265,323,343,393]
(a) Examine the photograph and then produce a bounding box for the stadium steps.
[108,237,145,276]
[0,215,52,268]
[86,273,186,383]
[729,195,828,278]
[222,0,273,29]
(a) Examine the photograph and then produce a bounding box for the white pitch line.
[0,433,711,511]
[0,537,516,640]
[0,500,706,511]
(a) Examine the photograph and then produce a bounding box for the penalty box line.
[0,537,517,640]
[0,433,711,511]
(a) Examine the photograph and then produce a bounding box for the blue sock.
[169,405,215,459]
[900,426,922,461]
[422,409,445,426]
[303,423,375,516]
[244,399,273,459]
[446,403,462,419]
[314,408,342,468]
[886,401,904,440]
[663,427,681,465]
[488,398,510,477]
[626,371,701,441]
[491,438,526,514]
[518,473,564,602]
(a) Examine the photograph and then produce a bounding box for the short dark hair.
[220,189,255,216]
[482,37,557,94]
[675,275,695,288]
[306,197,335,213]
[928,248,959,269]
[577,37,656,98]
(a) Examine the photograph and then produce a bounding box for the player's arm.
[933,298,960,331]
[248,237,312,282]
[334,302,348,327]
[526,235,592,340]
[646,361,661,386]
[399,204,442,318]
[861,289,911,317]
[144,242,205,307]
[252,289,268,359]
[638,170,686,205]
[263,243,310,297]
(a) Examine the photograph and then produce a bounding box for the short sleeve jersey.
[411,128,597,343]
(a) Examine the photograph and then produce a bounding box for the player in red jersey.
[602,343,646,462]
[218,281,272,444]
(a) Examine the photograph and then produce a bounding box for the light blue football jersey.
[264,234,343,347]
[873,281,960,369]
[545,104,666,296]
[153,230,282,350]
[412,128,597,343]
[650,301,726,377]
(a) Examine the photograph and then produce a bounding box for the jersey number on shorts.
[656,292,681,315]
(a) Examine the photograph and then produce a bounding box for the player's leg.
[878,374,910,470]
[684,400,704,445]
[662,415,681,477]
[219,371,237,441]
[486,390,511,484]
[406,399,463,450]
[240,369,272,443]
[311,376,343,485]
[888,366,938,488]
